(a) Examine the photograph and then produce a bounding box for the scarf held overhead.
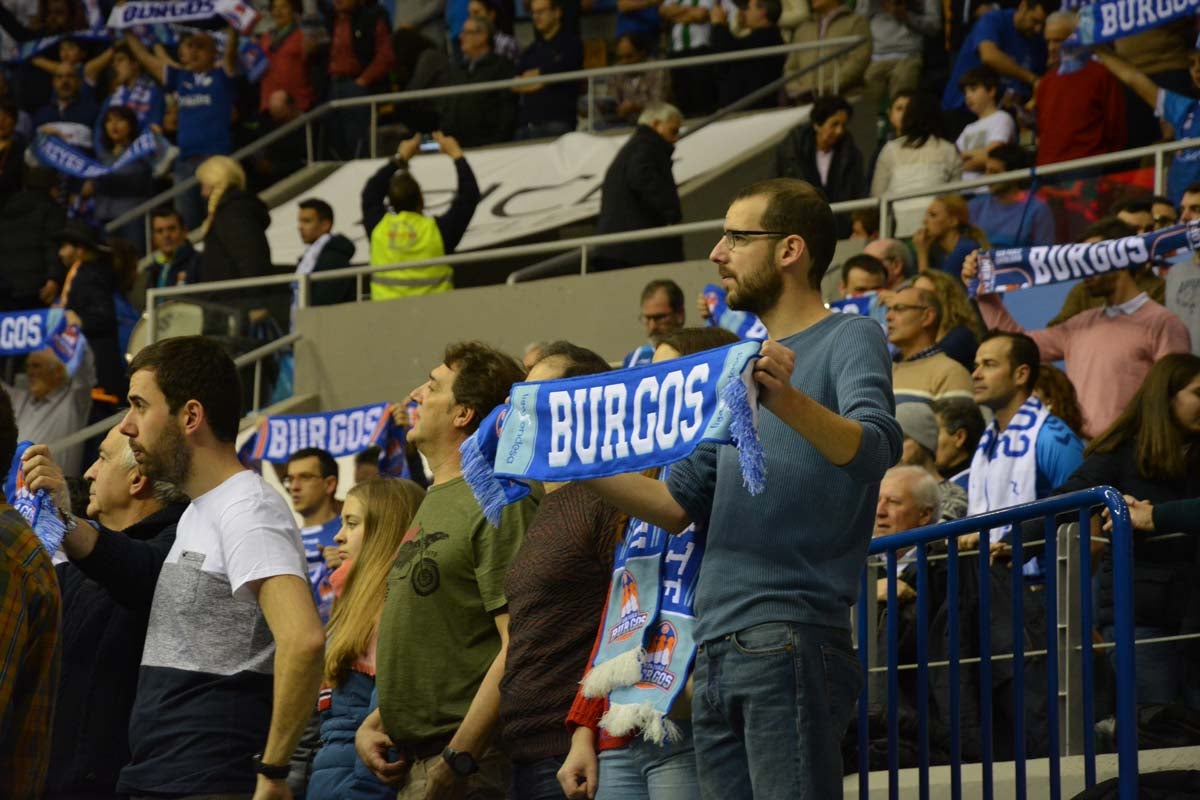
[461,340,766,526]
[1069,0,1200,47]
[971,220,1200,296]
[107,0,261,34]
[34,131,162,180]
[239,402,410,478]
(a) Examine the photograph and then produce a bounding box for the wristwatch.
[252,753,290,780]
[441,746,479,777]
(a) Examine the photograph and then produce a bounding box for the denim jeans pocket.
[731,621,794,656]
[820,642,863,735]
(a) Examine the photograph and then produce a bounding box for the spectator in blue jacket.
[307,477,426,800]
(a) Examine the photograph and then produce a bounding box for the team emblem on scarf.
[581,466,703,744]
[3,442,69,555]
[238,402,410,478]
[460,340,766,526]
[702,284,767,340]
[971,220,1200,297]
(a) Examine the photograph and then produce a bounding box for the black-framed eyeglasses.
[721,229,789,250]
[886,303,929,314]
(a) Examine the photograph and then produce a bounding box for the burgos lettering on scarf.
[107,0,260,34]
[461,340,765,526]
[1072,0,1200,47]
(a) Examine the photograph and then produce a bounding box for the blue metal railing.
[855,486,1138,799]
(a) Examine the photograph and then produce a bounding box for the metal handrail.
[45,332,302,454]
[103,35,866,234]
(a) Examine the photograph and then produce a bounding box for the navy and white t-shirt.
[165,65,234,159]
[301,515,340,623]
[1158,89,1200,204]
[118,470,308,796]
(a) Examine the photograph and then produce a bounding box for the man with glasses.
[623,278,686,367]
[285,447,341,622]
[887,285,974,405]
[594,102,684,271]
[584,178,902,798]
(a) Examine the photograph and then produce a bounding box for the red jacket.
[259,27,315,112]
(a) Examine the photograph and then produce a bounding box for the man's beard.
[139,420,192,486]
[727,254,783,316]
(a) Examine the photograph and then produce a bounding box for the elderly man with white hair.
[874,464,941,604]
[864,237,915,289]
[594,102,685,270]
[2,342,94,476]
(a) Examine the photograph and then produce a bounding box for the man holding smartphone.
[360,131,482,300]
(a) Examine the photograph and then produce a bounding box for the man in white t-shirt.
[112,336,324,799]
[1167,184,1200,356]
[955,65,1016,183]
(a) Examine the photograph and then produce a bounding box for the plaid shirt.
[0,504,61,799]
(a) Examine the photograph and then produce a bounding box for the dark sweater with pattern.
[499,484,621,763]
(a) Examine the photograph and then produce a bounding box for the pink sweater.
[979,295,1192,438]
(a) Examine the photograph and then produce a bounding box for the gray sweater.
[859,0,941,61]
[668,313,901,641]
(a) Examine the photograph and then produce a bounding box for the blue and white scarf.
[3,29,112,64]
[582,468,703,744]
[107,0,261,34]
[0,309,67,357]
[971,220,1200,297]
[239,402,411,478]
[702,284,767,340]
[1068,0,1200,49]
[34,130,161,180]
[461,340,765,526]
[3,442,69,556]
[967,395,1049,543]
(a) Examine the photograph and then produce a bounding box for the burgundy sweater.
[498,484,622,763]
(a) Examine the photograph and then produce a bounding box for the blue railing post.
[1043,517,1061,800]
[1103,488,1139,797]
[1010,531,1026,798]
[979,528,994,800]
[887,549,900,800]
[1078,509,1097,787]
[916,545,930,800]
[857,567,870,800]
[947,536,962,800]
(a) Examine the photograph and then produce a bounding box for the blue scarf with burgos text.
[461,340,766,526]
[702,284,767,340]
[239,402,410,478]
[4,442,69,556]
[971,220,1200,297]
[1068,0,1200,48]
[0,309,66,356]
[107,0,261,34]
[581,468,703,744]
[34,131,161,180]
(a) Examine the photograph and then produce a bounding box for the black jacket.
[47,503,187,798]
[595,125,683,269]
[65,259,127,398]
[0,188,67,308]
[776,123,865,238]
[712,26,786,110]
[309,233,357,306]
[200,187,275,315]
[438,53,517,148]
[1037,438,1200,630]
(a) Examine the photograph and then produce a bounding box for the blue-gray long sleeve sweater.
[667,312,902,641]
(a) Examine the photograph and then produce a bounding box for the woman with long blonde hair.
[193,154,273,296]
[307,477,426,800]
[911,269,984,372]
[913,194,990,279]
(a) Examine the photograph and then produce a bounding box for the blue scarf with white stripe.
[239,402,410,478]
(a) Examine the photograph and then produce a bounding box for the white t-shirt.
[956,110,1016,182]
[816,148,834,186]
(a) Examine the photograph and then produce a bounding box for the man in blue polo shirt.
[942,0,1048,126]
[124,28,238,229]
[285,447,342,623]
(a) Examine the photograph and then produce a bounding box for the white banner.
[266,108,810,267]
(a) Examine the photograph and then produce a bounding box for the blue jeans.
[172,155,206,232]
[509,755,566,800]
[692,621,861,800]
[1103,624,1200,710]
[596,720,698,800]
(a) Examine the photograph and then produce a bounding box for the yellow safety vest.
[369,211,453,300]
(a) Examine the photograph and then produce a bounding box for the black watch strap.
[252,753,290,780]
[441,746,479,777]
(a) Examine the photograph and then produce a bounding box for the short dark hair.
[388,171,423,213]
[640,279,685,313]
[288,447,338,481]
[759,0,783,24]
[443,341,525,435]
[660,326,739,356]
[299,198,334,224]
[931,397,986,455]
[841,253,888,286]
[128,336,242,443]
[986,143,1028,171]
[732,178,836,291]
[810,94,852,126]
[980,329,1040,390]
[150,205,184,226]
[1150,195,1174,208]
[899,91,945,148]
[1079,216,1136,243]
[0,379,16,478]
[1109,197,1153,217]
[355,445,382,467]
[1184,182,1200,197]
[535,341,612,378]
[617,32,651,54]
[958,65,1000,94]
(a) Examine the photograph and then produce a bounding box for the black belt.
[397,733,454,763]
